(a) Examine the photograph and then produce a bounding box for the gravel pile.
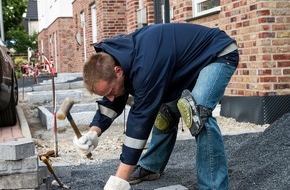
[228,113,290,190]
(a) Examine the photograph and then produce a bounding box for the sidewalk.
[0,121,23,143]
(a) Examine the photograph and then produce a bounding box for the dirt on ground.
[19,95,269,166]
[17,77,289,189]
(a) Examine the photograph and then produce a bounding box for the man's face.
[93,66,125,102]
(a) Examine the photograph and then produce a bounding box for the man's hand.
[104,175,131,190]
[73,131,99,156]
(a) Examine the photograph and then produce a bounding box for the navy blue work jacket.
[92,23,235,165]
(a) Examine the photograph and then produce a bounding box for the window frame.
[91,4,97,43]
[192,0,221,17]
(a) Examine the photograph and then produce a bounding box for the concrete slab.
[26,89,84,105]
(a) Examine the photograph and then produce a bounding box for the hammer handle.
[67,113,82,138]
[67,112,92,159]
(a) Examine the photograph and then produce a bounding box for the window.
[91,4,97,43]
[193,0,220,17]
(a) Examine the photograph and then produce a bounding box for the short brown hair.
[83,52,117,94]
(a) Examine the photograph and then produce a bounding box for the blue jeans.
[138,53,238,190]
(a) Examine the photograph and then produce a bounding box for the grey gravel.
[49,113,290,190]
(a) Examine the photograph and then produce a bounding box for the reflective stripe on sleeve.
[98,104,117,119]
[123,136,147,150]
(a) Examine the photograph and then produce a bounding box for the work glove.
[73,131,99,156]
[104,175,131,190]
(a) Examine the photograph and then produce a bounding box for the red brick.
[258,17,275,23]
[258,69,272,75]
[278,76,290,82]
[274,83,290,90]
[250,4,257,11]
[259,76,277,82]
[256,10,270,16]
[273,54,290,60]
[278,61,290,67]
[283,69,290,75]
[249,56,256,61]
[258,32,275,38]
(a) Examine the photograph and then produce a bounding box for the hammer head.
[56,98,75,120]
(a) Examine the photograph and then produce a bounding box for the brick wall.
[168,0,290,96]
[97,0,127,38]
[220,0,290,96]
[38,18,76,73]
[171,0,193,22]
[72,0,90,72]
[72,0,127,64]
[126,0,138,33]
[37,29,48,56]
[144,1,155,26]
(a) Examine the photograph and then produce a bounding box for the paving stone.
[38,103,131,129]
[0,155,39,175]
[69,81,84,89]
[0,171,44,189]
[33,83,70,91]
[52,162,72,182]
[0,140,35,160]
[154,184,189,190]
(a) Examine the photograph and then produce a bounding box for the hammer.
[56,97,92,159]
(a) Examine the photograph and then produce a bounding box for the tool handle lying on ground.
[39,150,55,158]
[40,156,70,189]
[56,97,92,159]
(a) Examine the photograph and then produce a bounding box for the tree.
[2,0,37,54]
[6,29,37,54]
[2,0,28,35]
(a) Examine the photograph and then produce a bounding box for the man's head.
[83,52,125,102]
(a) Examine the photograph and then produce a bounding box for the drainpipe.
[164,0,170,23]
[0,0,5,41]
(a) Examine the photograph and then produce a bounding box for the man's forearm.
[90,126,102,136]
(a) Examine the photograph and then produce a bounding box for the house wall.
[38,18,76,73]
[38,0,290,96]
[168,0,290,96]
[72,0,127,68]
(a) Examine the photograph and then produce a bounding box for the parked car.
[0,40,18,127]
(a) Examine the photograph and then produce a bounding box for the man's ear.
[114,66,123,76]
